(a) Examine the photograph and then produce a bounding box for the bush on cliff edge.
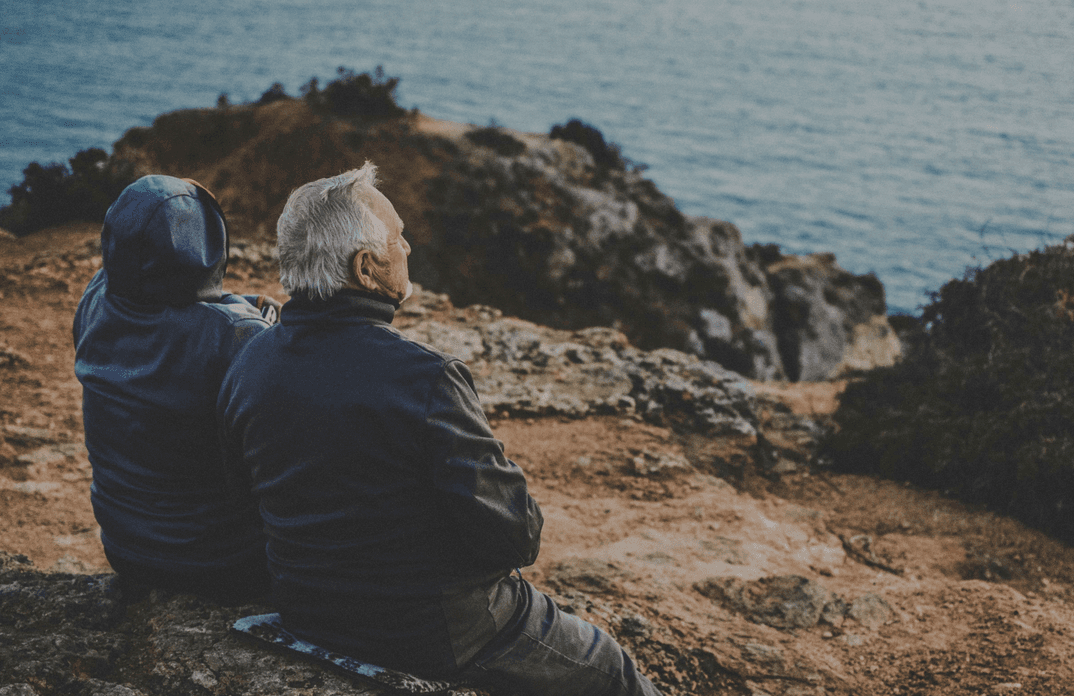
[0,149,136,236]
[824,239,1074,543]
[550,119,629,170]
[302,65,405,119]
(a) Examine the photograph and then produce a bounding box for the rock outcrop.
[6,230,1074,696]
[694,575,892,632]
[396,287,759,435]
[421,125,900,381]
[0,551,750,696]
[0,553,475,696]
[112,102,900,380]
[0,270,825,696]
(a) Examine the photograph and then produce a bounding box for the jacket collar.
[281,288,397,326]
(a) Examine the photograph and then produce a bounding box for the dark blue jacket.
[74,175,271,580]
[218,290,543,676]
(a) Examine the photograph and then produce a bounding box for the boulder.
[694,575,891,633]
[694,575,839,630]
[765,252,901,381]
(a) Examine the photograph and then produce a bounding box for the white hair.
[276,163,388,300]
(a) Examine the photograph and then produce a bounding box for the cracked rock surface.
[398,294,759,435]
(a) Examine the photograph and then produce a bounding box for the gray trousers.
[458,578,662,696]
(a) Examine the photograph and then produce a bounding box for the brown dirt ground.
[3,225,1074,695]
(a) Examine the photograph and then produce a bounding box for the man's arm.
[423,360,543,572]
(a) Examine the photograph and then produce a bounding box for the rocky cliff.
[106,100,899,380]
[3,231,1074,696]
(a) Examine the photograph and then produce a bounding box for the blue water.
[2,0,1071,315]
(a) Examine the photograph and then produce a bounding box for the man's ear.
[350,250,381,293]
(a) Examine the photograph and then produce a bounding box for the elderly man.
[218,164,661,695]
[75,175,277,602]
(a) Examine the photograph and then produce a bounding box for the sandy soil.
[3,225,1074,695]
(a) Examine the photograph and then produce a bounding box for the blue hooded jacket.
[74,175,271,578]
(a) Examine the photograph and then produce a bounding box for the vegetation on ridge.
[0,66,405,236]
[297,65,406,119]
[0,149,136,236]
[247,65,406,120]
[824,239,1074,544]
[1,68,644,240]
[465,123,527,157]
[550,118,633,171]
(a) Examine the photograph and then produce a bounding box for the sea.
[2,0,1071,315]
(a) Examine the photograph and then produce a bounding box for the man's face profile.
[355,188,412,302]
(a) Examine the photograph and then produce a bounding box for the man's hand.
[255,295,283,324]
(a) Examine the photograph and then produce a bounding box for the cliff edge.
[2,232,1073,695]
[106,100,899,380]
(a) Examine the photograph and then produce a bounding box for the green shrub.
[257,82,291,105]
[303,66,404,119]
[824,240,1074,543]
[549,118,627,170]
[0,148,136,235]
[465,126,526,157]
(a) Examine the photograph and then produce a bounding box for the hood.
[101,175,228,306]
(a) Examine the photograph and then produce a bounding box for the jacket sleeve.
[216,366,248,505]
[423,359,543,571]
[213,307,271,498]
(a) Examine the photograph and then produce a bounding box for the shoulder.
[393,329,476,391]
[190,296,272,359]
[365,323,475,391]
[369,322,459,367]
[193,295,271,346]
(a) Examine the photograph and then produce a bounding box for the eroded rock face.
[0,282,819,695]
[397,290,759,435]
[765,252,901,381]
[421,129,899,380]
[110,103,897,381]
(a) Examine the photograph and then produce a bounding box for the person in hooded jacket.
[74,175,278,602]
